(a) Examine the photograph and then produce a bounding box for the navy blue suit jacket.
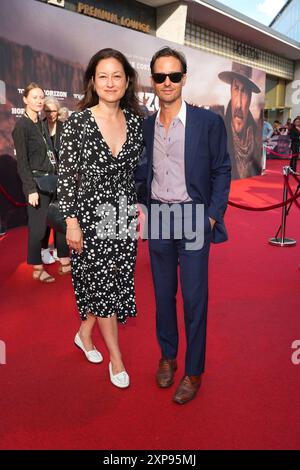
[136,103,231,243]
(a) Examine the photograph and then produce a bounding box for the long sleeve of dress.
[57,113,86,219]
[12,124,37,197]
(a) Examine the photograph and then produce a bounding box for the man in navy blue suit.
[140,47,231,404]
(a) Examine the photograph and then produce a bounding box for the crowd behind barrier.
[265,116,300,167]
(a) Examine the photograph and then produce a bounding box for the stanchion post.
[269,166,296,247]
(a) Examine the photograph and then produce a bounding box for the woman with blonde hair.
[43,97,64,157]
[41,96,70,271]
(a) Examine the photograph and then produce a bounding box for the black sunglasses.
[152,72,184,84]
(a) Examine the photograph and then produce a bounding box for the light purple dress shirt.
[151,101,192,203]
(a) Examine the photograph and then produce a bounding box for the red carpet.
[1,159,300,450]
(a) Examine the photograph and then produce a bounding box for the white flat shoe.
[109,362,130,388]
[74,333,103,363]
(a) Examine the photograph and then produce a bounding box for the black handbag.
[33,173,58,194]
[46,119,87,234]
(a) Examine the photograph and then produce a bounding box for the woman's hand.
[66,224,83,253]
[28,192,39,207]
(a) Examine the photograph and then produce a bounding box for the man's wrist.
[209,217,216,229]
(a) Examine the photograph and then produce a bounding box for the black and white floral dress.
[58,109,143,323]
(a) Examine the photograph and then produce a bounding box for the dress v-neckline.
[88,108,128,159]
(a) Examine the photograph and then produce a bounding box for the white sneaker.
[41,248,55,264]
[109,362,130,388]
[74,333,103,363]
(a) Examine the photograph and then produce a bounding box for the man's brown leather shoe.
[173,375,202,404]
[156,358,177,388]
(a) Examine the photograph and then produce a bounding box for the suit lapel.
[145,113,156,188]
[184,104,197,184]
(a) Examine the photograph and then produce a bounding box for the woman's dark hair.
[150,47,187,74]
[78,48,142,115]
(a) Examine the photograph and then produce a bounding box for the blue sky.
[217,0,286,25]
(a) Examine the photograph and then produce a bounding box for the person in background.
[12,83,70,282]
[275,125,291,160]
[41,97,68,267]
[262,115,273,174]
[272,120,281,136]
[57,49,144,388]
[285,118,292,131]
[289,116,300,172]
[44,97,64,157]
[263,117,273,141]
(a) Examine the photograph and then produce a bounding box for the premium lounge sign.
[77,2,151,33]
